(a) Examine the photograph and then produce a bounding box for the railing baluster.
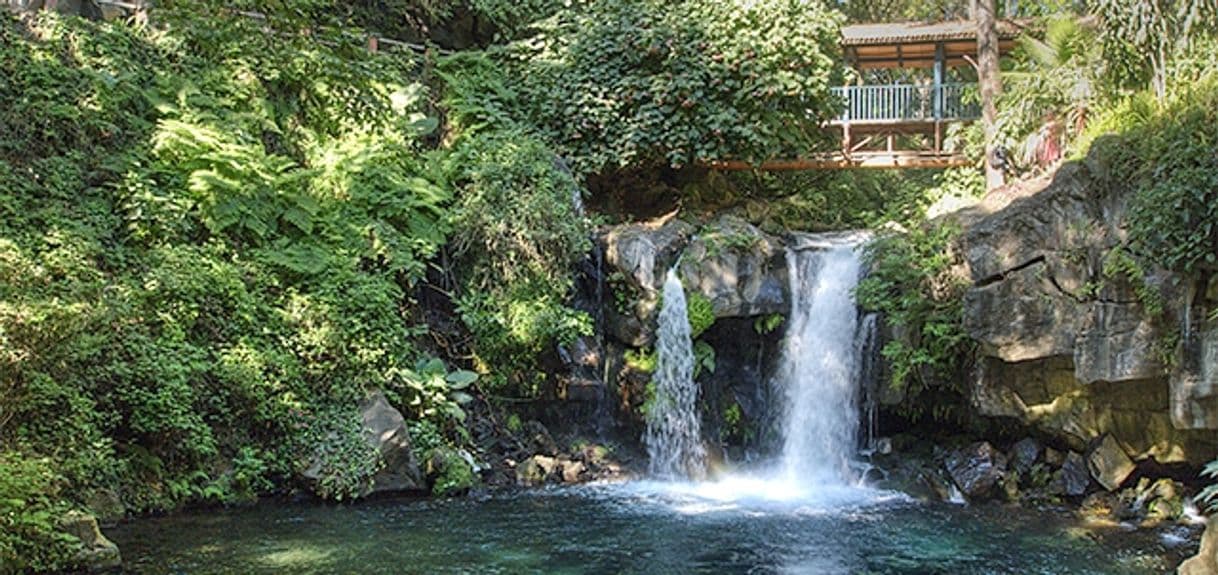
[832,83,979,123]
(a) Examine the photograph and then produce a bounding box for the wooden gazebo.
[710,20,1021,171]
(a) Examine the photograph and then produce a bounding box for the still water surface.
[111,481,1189,574]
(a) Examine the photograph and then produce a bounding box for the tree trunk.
[976,0,1005,191]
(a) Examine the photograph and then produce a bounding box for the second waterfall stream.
[644,267,707,480]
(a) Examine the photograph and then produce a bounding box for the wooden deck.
[705,152,971,171]
[711,20,1019,171]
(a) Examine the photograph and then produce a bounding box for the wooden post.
[368,36,379,53]
[976,0,1005,190]
[933,43,945,121]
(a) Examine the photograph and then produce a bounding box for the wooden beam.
[702,153,972,171]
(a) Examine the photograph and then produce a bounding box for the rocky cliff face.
[955,152,1218,465]
[592,215,792,454]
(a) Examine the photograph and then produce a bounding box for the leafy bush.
[685,292,715,340]
[390,358,478,425]
[445,130,593,395]
[1118,81,1218,277]
[1197,458,1218,513]
[0,452,77,573]
[724,168,957,232]
[425,447,478,497]
[0,2,463,528]
[295,405,384,502]
[854,223,974,421]
[438,0,845,175]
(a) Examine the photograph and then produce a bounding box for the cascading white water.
[644,268,706,480]
[773,236,868,486]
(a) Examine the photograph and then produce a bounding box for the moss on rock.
[425,448,478,497]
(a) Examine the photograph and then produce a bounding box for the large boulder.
[678,216,788,318]
[944,442,1007,500]
[1180,518,1218,575]
[1086,434,1136,492]
[1058,451,1091,497]
[357,391,425,494]
[1008,438,1042,475]
[955,153,1218,466]
[301,391,424,498]
[59,511,121,572]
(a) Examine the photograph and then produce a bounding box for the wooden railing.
[832,83,979,123]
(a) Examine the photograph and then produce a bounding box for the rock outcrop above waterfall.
[598,215,794,448]
[952,149,1218,466]
[600,216,787,347]
[601,218,695,347]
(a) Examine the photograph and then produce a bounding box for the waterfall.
[856,313,881,454]
[773,235,868,486]
[644,268,706,480]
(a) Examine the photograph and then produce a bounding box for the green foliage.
[445,130,593,395]
[692,340,716,379]
[1197,457,1218,513]
[1101,249,1166,317]
[296,405,383,502]
[607,271,642,316]
[624,348,658,374]
[854,223,973,421]
[391,358,478,425]
[0,2,466,534]
[701,230,760,258]
[685,292,715,340]
[753,313,784,335]
[991,16,1105,170]
[425,447,478,497]
[719,401,754,444]
[0,453,77,573]
[639,382,659,419]
[441,0,845,175]
[1089,0,1216,98]
[1118,84,1218,277]
[727,168,966,232]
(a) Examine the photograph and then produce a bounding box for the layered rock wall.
[956,153,1218,465]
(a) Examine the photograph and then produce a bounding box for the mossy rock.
[424,447,479,497]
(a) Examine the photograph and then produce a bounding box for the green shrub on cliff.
[855,223,974,421]
[445,130,593,396]
[1118,79,1218,278]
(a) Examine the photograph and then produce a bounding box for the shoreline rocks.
[59,511,121,572]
